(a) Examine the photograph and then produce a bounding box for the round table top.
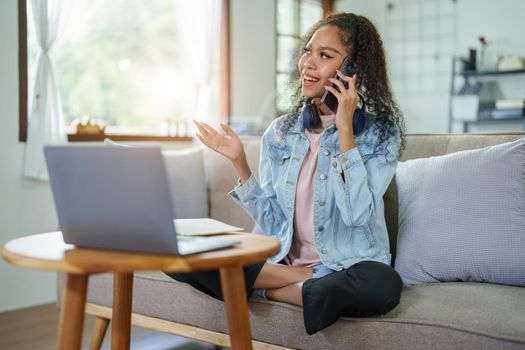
[2,232,280,274]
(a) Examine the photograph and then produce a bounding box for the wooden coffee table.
[2,231,280,350]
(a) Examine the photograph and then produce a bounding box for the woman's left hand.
[324,70,359,131]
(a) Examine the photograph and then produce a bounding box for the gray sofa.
[58,132,525,350]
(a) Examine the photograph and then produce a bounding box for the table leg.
[89,316,110,350]
[219,266,252,350]
[57,273,88,350]
[111,272,134,350]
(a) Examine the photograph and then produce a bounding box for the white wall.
[0,0,58,312]
[337,0,525,133]
[230,0,276,122]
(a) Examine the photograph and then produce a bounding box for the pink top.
[285,114,336,267]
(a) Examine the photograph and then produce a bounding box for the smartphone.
[321,57,357,114]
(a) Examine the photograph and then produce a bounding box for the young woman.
[168,12,406,335]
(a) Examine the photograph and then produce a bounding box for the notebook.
[174,218,243,236]
[43,145,241,255]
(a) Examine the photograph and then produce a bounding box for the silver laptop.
[43,145,240,255]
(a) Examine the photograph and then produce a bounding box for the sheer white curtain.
[175,0,221,130]
[23,0,69,180]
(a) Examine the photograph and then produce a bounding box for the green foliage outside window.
[28,0,198,135]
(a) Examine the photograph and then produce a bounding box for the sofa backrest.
[204,137,262,231]
[203,132,525,259]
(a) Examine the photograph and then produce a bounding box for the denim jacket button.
[318,225,324,232]
[319,200,326,206]
[332,162,337,168]
[319,174,327,180]
[323,150,330,156]
[321,247,328,254]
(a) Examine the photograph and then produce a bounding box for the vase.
[478,46,496,72]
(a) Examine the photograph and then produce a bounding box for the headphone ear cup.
[352,108,366,136]
[301,104,311,130]
[302,100,321,130]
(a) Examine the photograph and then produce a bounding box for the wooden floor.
[0,303,215,350]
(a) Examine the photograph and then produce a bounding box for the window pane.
[277,36,300,73]
[276,73,299,113]
[277,0,298,36]
[276,0,322,115]
[300,0,323,36]
[27,0,218,136]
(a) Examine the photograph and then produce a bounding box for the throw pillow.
[162,148,208,219]
[104,139,208,219]
[394,137,525,287]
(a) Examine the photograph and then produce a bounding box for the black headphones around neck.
[301,96,366,136]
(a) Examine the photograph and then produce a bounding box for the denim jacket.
[229,111,400,270]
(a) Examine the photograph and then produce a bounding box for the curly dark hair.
[283,12,406,155]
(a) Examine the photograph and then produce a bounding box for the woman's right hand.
[193,121,245,162]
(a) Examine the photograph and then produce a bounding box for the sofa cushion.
[162,148,207,218]
[79,272,525,350]
[395,137,525,286]
[385,133,525,265]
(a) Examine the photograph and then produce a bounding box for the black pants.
[302,260,402,334]
[166,262,266,301]
[166,260,402,335]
